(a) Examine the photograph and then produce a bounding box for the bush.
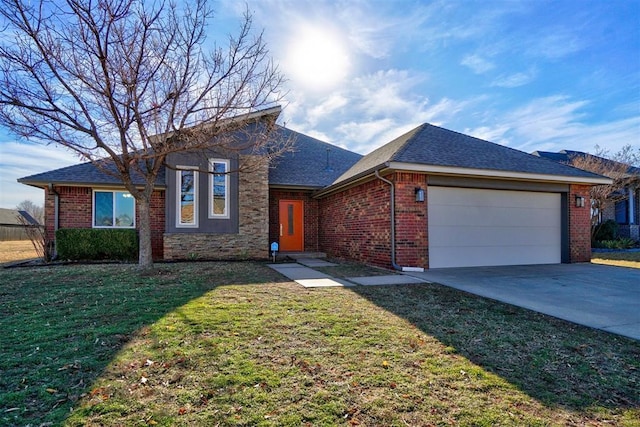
[593,237,637,250]
[592,219,618,242]
[56,228,138,261]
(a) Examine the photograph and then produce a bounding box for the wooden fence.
[0,225,44,241]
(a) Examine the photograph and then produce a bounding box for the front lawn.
[1,262,638,426]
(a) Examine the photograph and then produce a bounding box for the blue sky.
[1,0,638,208]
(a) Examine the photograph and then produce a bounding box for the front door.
[278,200,304,251]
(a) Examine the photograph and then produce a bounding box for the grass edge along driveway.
[0,261,638,426]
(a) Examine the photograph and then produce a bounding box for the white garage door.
[428,187,561,268]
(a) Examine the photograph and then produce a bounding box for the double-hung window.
[209,159,229,219]
[177,167,198,227]
[93,190,135,228]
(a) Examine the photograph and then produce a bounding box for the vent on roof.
[325,148,333,172]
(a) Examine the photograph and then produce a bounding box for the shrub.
[593,237,637,250]
[592,219,618,242]
[56,228,138,261]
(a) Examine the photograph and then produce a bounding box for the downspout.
[375,169,425,272]
[374,169,401,270]
[48,183,59,257]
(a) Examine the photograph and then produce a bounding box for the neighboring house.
[18,110,610,269]
[0,208,40,241]
[533,150,640,240]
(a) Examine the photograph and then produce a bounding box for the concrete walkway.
[406,263,640,341]
[267,262,425,288]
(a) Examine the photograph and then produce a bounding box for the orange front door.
[279,200,304,251]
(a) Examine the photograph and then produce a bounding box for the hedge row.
[56,228,138,261]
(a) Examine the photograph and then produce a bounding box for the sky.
[1,0,639,208]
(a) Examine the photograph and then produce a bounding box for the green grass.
[1,262,639,426]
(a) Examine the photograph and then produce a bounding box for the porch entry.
[278,200,304,251]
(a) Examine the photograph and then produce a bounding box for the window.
[93,190,135,228]
[177,167,198,227]
[209,159,229,218]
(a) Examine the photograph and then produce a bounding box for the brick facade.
[269,189,319,251]
[318,173,429,269]
[319,178,393,268]
[393,172,428,267]
[163,157,269,260]
[568,184,592,263]
[44,186,166,259]
[320,175,595,269]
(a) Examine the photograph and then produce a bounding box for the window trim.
[92,189,136,229]
[209,158,230,219]
[176,166,199,228]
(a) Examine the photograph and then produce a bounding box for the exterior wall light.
[415,187,425,203]
[575,195,585,208]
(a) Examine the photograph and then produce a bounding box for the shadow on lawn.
[349,283,640,413]
[0,261,288,426]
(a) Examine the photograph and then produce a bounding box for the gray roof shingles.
[18,126,362,190]
[268,126,363,188]
[335,123,607,184]
[18,159,166,187]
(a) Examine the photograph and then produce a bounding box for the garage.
[428,187,562,268]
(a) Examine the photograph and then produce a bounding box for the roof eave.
[387,162,613,185]
[269,184,324,191]
[17,179,167,190]
[314,163,390,198]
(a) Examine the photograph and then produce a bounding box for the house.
[18,110,611,269]
[533,150,640,241]
[0,208,40,241]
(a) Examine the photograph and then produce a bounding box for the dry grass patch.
[1,262,638,427]
[0,240,38,264]
[592,251,640,269]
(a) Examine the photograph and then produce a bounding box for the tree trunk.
[137,196,154,269]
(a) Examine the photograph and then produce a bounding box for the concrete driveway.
[406,263,640,341]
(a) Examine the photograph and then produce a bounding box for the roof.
[18,158,167,188]
[18,125,361,190]
[18,107,284,189]
[268,126,362,188]
[532,150,640,176]
[0,208,39,226]
[333,123,610,186]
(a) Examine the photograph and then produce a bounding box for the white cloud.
[0,141,79,208]
[491,69,537,88]
[465,96,640,154]
[527,29,586,60]
[461,54,495,74]
[306,94,349,126]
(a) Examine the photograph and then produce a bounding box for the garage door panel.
[430,225,559,247]
[429,244,561,268]
[430,206,559,227]
[428,187,561,268]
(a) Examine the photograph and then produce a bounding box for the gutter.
[374,169,424,273]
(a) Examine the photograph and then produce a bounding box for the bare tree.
[568,145,639,237]
[16,199,44,224]
[0,0,286,268]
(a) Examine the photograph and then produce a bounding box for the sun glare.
[286,26,350,91]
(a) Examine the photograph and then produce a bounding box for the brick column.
[569,184,592,262]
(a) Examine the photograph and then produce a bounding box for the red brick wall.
[319,178,393,268]
[393,173,428,267]
[319,173,429,269]
[569,184,592,262]
[269,189,319,251]
[45,185,165,260]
